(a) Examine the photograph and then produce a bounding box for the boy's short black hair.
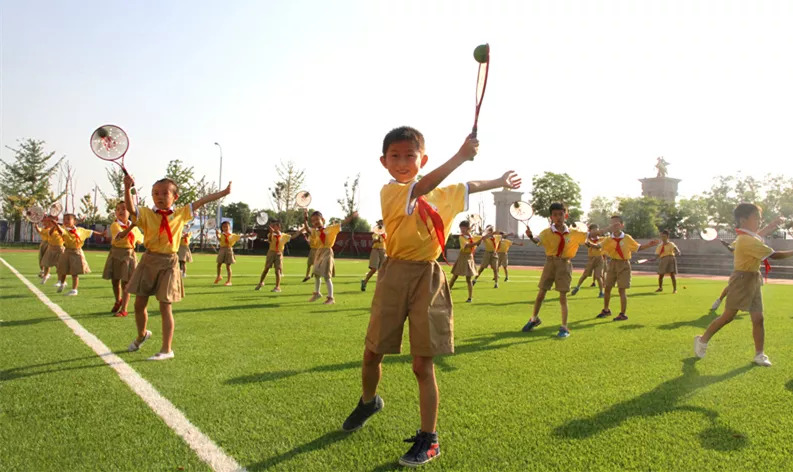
[734,203,761,224]
[63,213,76,220]
[115,201,127,209]
[153,178,179,194]
[549,202,566,214]
[661,229,670,236]
[221,221,230,229]
[459,220,471,228]
[270,219,281,225]
[588,223,599,230]
[311,211,323,219]
[611,215,624,223]
[382,126,425,155]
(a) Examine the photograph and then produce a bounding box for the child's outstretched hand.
[458,135,479,161]
[499,171,521,189]
[649,239,661,246]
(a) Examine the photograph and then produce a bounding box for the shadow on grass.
[553,357,752,450]
[0,316,59,327]
[617,324,645,330]
[657,312,746,331]
[785,379,793,394]
[1,350,131,381]
[247,430,350,471]
[0,293,26,300]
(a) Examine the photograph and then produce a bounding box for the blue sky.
[2,0,792,227]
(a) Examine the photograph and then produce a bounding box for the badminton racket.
[700,228,718,241]
[295,190,312,208]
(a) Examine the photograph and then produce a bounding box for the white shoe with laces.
[148,351,175,361]
[694,335,708,358]
[754,353,772,367]
[65,289,78,296]
[128,330,152,352]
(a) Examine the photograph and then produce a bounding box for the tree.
[268,161,306,229]
[222,202,253,232]
[0,139,65,240]
[79,193,101,225]
[617,197,661,238]
[676,197,710,238]
[165,159,200,207]
[656,201,685,238]
[194,177,218,249]
[586,196,617,228]
[530,172,582,224]
[337,173,363,231]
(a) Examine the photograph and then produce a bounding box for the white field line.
[0,257,244,472]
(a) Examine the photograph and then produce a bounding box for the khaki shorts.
[178,245,193,263]
[307,248,317,269]
[102,247,137,282]
[38,242,49,265]
[605,259,632,289]
[498,252,509,268]
[538,256,572,292]
[127,251,184,303]
[217,247,236,265]
[366,258,453,357]
[313,248,335,278]
[724,271,763,313]
[369,248,386,270]
[657,256,677,275]
[582,256,603,278]
[451,253,477,277]
[57,248,91,276]
[42,245,64,268]
[480,251,499,270]
[265,251,283,272]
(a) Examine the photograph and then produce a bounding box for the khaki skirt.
[38,241,49,265]
[103,247,138,282]
[217,247,236,265]
[369,248,386,270]
[127,251,184,303]
[313,247,336,278]
[42,245,64,268]
[657,256,677,274]
[178,245,193,263]
[452,253,477,277]
[57,248,91,276]
[307,248,317,268]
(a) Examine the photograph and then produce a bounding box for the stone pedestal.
[492,189,523,235]
[639,177,681,203]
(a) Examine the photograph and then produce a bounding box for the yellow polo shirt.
[381,181,468,262]
[38,227,50,244]
[61,227,94,250]
[181,232,191,247]
[308,224,341,249]
[656,241,678,258]
[497,239,513,254]
[48,228,64,247]
[458,234,482,255]
[372,233,386,250]
[219,232,241,248]
[133,205,193,254]
[587,237,603,257]
[536,226,587,259]
[268,232,292,253]
[110,221,143,249]
[733,232,773,272]
[599,233,641,261]
[482,234,503,253]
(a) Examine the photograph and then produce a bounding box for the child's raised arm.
[123,173,136,215]
[194,182,232,211]
[411,136,479,200]
[467,171,521,194]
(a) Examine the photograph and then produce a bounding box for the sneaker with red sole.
[613,313,629,321]
[114,311,129,318]
[399,430,441,467]
[111,300,122,313]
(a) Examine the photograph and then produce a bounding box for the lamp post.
[214,142,223,226]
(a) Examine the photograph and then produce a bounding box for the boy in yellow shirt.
[361,220,387,292]
[654,230,681,293]
[521,203,588,338]
[52,214,103,296]
[341,126,520,467]
[103,202,143,317]
[178,227,193,277]
[496,233,523,282]
[473,226,502,288]
[122,174,230,361]
[255,219,304,293]
[40,217,63,285]
[215,221,242,286]
[571,224,605,297]
[448,220,483,302]
[695,204,792,366]
[595,215,659,321]
[306,211,357,303]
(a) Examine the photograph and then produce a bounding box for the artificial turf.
[1,249,793,471]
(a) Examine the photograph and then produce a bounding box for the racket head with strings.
[25,205,45,223]
[472,44,490,137]
[205,218,217,230]
[700,228,718,241]
[91,125,129,162]
[371,223,386,235]
[49,202,63,217]
[256,212,269,226]
[295,190,312,208]
[509,201,533,221]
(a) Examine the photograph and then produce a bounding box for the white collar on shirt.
[736,228,762,239]
[550,224,569,234]
[116,219,131,226]
[151,206,175,212]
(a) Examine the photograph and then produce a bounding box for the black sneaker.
[302,276,310,283]
[521,317,542,332]
[342,395,383,432]
[596,309,611,319]
[398,430,440,467]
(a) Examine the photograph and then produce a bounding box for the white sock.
[325,278,334,298]
[314,276,322,294]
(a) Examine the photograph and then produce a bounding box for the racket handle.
[471,126,477,138]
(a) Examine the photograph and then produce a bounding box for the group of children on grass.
[29,124,792,467]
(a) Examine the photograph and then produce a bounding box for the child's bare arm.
[759,217,784,237]
[468,171,521,194]
[638,240,660,251]
[194,182,231,211]
[341,211,359,226]
[411,136,478,199]
[770,250,793,260]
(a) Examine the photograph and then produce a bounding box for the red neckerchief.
[735,229,771,280]
[319,228,326,245]
[273,233,282,254]
[613,234,626,260]
[381,233,386,244]
[493,235,500,253]
[223,232,230,246]
[466,235,475,253]
[118,221,134,246]
[68,227,81,245]
[553,226,569,257]
[416,196,447,260]
[156,209,174,244]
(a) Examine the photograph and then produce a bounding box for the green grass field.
[2,249,793,471]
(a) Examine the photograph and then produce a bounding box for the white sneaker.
[694,335,708,358]
[754,353,772,367]
[65,289,78,296]
[181,271,187,278]
[128,330,152,352]
[271,287,281,293]
[711,298,722,311]
[40,274,50,284]
[56,283,65,293]
[147,351,175,361]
